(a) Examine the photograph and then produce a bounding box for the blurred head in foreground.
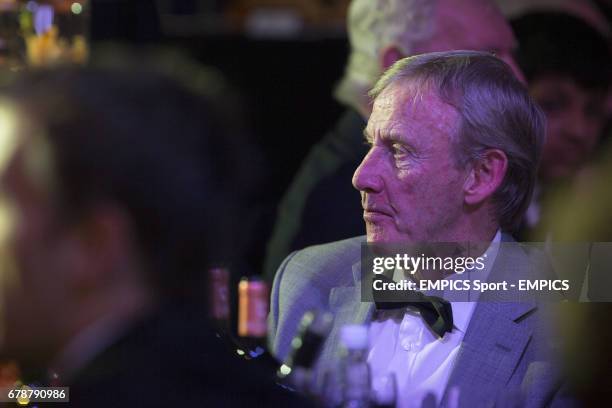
[512,12,612,182]
[337,0,524,116]
[0,64,236,376]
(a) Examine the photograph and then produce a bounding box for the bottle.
[277,310,334,394]
[208,269,280,369]
[238,276,269,357]
[208,266,231,331]
[207,266,248,358]
[340,325,371,408]
[236,276,282,372]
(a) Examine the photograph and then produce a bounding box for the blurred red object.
[0,361,19,387]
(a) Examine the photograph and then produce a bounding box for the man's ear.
[463,149,508,205]
[380,45,404,71]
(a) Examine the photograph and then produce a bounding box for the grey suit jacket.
[268,235,574,408]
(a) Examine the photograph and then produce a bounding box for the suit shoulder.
[279,236,364,288]
[289,236,364,270]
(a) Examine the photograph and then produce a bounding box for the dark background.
[90,0,350,274]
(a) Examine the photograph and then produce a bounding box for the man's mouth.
[363,206,393,219]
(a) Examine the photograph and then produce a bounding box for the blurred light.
[236,349,245,356]
[16,385,31,405]
[0,104,18,253]
[71,2,82,15]
[248,346,265,357]
[33,5,54,36]
[291,337,302,349]
[279,364,292,376]
[26,1,38,13]
[0,103,18,175]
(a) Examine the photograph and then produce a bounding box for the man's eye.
[391,143,408,158]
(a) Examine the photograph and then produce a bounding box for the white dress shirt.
[367,231,501,408]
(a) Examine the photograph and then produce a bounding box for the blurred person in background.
[264,0,525,281]
[537,138,612,405]
[0,62,312,407]
[504,6,612,394]
[496,0,611,37]
[510,11,612,238]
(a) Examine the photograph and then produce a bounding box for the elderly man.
[269,51,569,407]
[264,0,524,280]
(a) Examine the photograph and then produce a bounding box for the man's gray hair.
[371,50,545,231]
[335,0,436,110]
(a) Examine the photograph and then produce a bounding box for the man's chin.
[366,228,420,245]
[365,220,397,243]
[366,230,401,244]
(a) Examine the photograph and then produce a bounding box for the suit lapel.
[442,237,537,407]
[443,302,535,407]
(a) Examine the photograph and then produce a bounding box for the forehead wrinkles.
[371,81,459,140]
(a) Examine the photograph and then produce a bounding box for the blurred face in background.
[0,110,74,370]
[413,0,525,82]
[532,75,607,181]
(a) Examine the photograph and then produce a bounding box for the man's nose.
[353,149,383,193]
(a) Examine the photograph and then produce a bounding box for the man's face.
[532,76,607,181]
[352,82,468,244]
[414,0,524,82]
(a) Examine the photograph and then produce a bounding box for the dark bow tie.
[373,274,453,338]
